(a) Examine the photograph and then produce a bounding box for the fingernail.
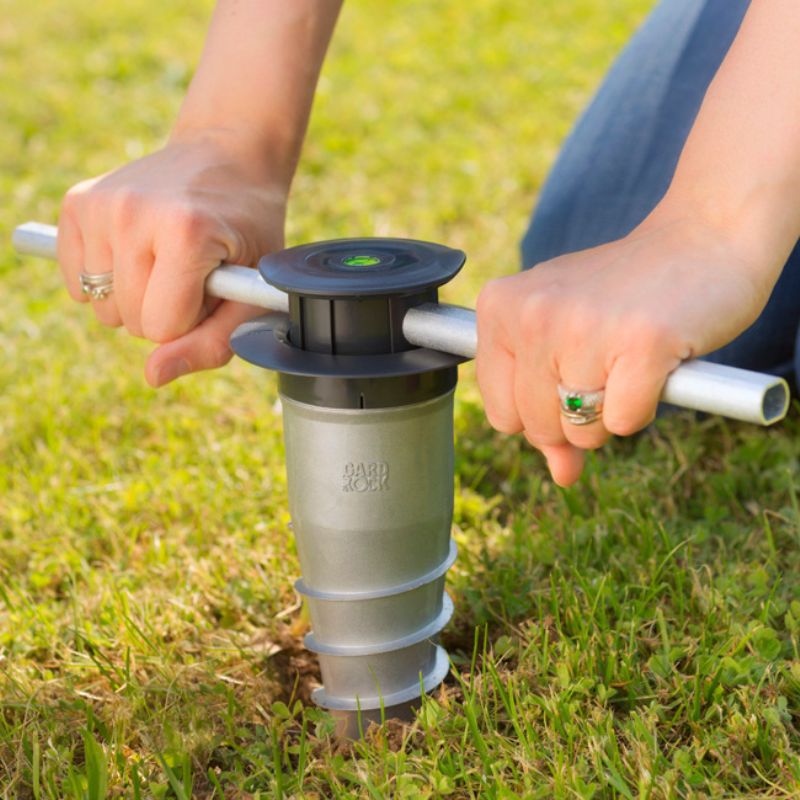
[156,358,190,386]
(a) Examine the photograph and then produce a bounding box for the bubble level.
[342,255,382,267]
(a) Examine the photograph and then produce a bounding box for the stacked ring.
[557,385,605,426]
[79,271,114,301]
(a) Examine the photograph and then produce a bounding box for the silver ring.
[558,385,605,426]
[79,271,114,301]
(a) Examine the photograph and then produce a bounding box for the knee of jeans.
[519,183,659,271]
[519,221,546,271]
[519,197,574,270]
[794,327,800,393]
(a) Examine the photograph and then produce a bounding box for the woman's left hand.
[475,214,773,486]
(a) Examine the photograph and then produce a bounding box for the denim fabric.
[521,0,800,385]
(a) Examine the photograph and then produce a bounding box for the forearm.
[171,0,343,184]
[651,0,800,291]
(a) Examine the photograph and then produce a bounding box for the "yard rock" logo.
[342,461,389,492]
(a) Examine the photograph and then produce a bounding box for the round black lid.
[259,238,466,297]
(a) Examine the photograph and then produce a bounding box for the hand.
[476,216,772,486]
[56,128,288,386]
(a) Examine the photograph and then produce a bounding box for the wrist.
[168,123,298,191]
[640,190,789,301]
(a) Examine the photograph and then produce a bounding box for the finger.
[559,402,610,450]
[113,243,153,338]
[56,210,88,303]
[476,343,523,434]
[538,442,586,487]
[140,223,230,343]
[82,235,122,327]
[556,356,612,451]
[515,339,592,486]
[476,280,523,433]
[513,302,600,484]
[512,302,567,452]
[603,349,681,436]
[144,300,263,387]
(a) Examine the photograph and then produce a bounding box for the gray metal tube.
[403,302,478,361]
[401,304,790,426]
[205,266,288,312]
[280,390,457,715]
[12,221,790,425]
[12,221,58,260]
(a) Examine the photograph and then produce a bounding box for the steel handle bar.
[13,221,789,426]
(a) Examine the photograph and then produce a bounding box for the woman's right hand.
[56,128,289,387]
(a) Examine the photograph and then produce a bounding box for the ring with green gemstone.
[557,385,605,426]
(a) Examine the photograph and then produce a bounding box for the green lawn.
[3,0,800,797]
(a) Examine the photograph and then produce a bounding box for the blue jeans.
[521,0,800,387]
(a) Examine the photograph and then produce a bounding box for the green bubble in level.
[342,255,382,267]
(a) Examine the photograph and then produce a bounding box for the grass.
[2,0,800,796]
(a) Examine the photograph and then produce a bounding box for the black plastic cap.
[259,238,466,298]
[231,314,463,409]
[233,237,467,409]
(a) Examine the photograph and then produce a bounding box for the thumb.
[145,301,263,387]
